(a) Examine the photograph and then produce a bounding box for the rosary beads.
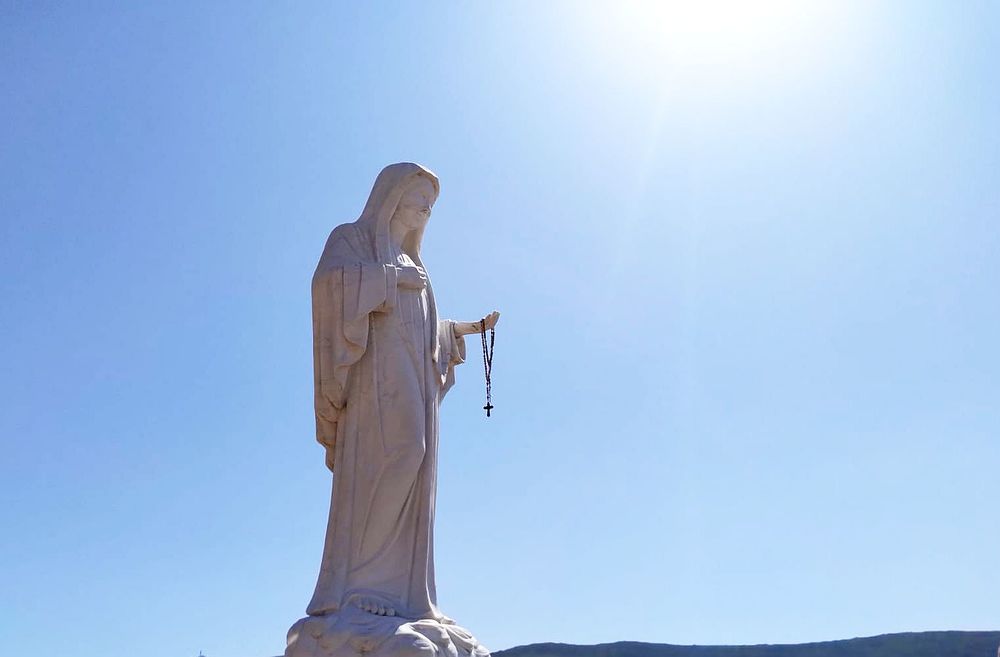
[480,318,495,417]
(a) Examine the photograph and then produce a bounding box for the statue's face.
[393,177,436,231]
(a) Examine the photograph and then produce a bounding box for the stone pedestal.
[285,607,490,657]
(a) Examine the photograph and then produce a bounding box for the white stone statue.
[285,163,498,657]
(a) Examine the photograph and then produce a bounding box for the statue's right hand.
[397,265,427,290]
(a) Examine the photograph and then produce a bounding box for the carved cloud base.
[285,608,490,657]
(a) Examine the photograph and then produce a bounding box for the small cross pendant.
[483,403,493,417]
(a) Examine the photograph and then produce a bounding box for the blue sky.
[1,2,998,656]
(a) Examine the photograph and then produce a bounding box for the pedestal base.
[285,608,490,657]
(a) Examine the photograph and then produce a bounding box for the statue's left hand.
[480,310,500,331]
[454,310,500,336]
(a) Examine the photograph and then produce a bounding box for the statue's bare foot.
[354,597,396,617]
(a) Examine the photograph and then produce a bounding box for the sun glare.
[576,0,846,82]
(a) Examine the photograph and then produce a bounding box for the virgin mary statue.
[285,163,497,657]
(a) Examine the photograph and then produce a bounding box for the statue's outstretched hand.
[454,310,500,336]
[397,265,427,290]
[481,310,500,331]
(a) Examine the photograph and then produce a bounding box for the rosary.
[480,318,495,417]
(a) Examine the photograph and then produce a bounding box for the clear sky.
[1,2,998,657]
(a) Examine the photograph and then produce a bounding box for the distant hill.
[495,632,1000,657]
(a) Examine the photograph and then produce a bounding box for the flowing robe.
[307,221,465,622]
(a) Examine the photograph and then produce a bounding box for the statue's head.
[349,162,439,263]
[392,174,437,233]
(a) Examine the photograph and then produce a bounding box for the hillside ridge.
[494,631,1000,657]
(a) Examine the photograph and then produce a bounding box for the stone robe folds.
[307,163,465,624]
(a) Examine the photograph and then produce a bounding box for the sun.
[574,0,846,82]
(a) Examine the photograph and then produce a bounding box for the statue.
[285,163,498,657]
